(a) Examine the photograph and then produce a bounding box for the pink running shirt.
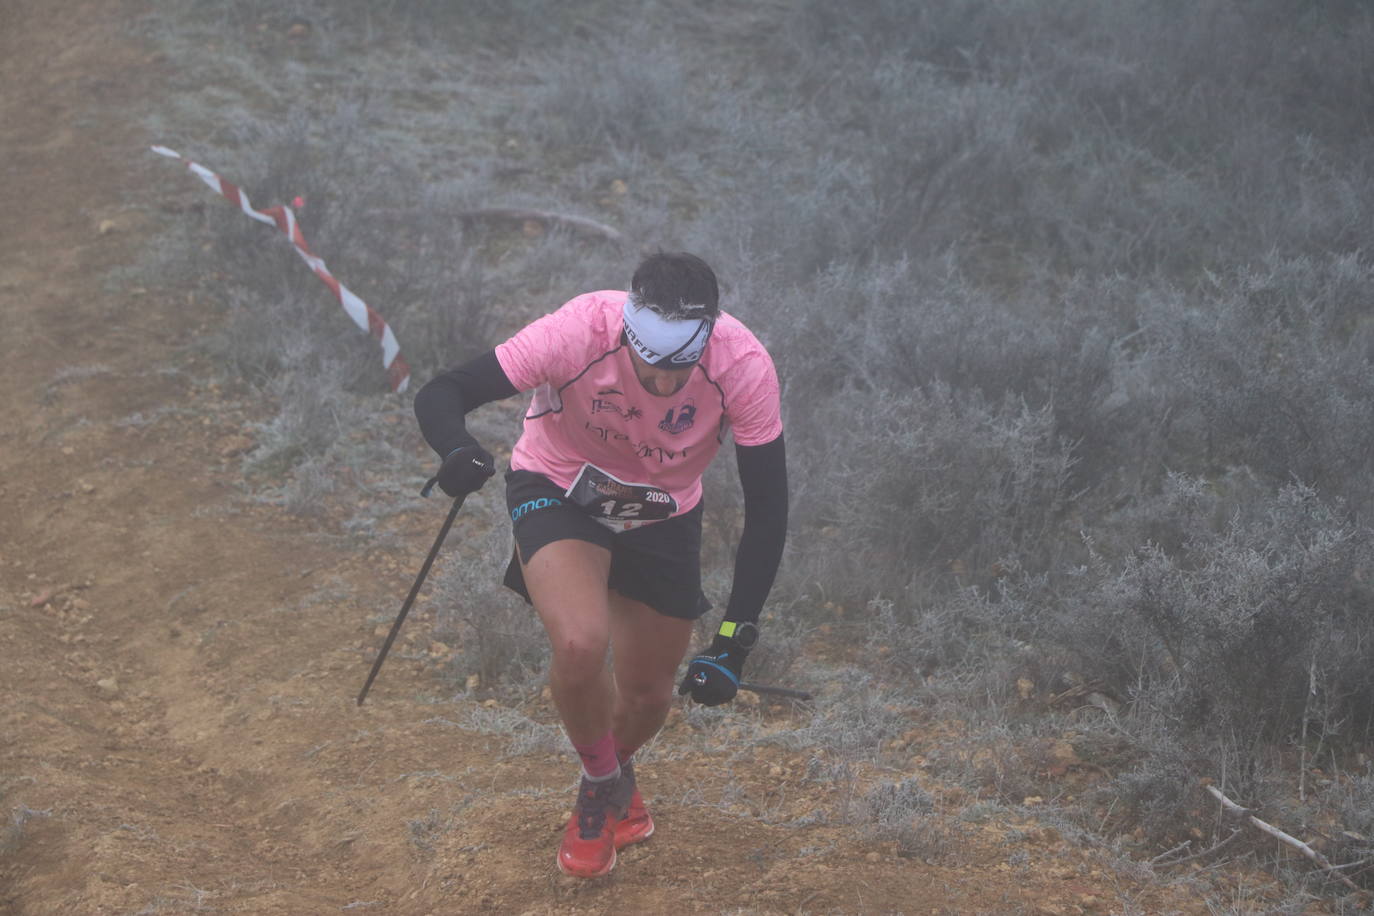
[494,290,782,520]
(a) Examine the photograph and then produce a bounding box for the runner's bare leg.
[608,590,695,755]
[521,538,615,745]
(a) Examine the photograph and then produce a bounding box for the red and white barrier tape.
[151,145,410,392]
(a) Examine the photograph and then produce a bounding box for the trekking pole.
[740,682,813,701]
[356,475,463,706]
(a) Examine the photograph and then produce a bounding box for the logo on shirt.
[590,397,643,421]
[658,399,697,435]
[636,442,690,462]
[584,422,692,462]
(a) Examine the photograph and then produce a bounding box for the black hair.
[630,251,720,319]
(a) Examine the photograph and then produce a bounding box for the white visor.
[622,297,713,368]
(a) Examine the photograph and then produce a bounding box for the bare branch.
[1152,829,1243,867]
[1149,840,1192,864]
[1204,783,1360,892]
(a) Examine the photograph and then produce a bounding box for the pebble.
[217,435,255,458]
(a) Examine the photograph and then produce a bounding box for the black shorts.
[502,469,711,620]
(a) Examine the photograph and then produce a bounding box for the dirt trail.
[0,3,1213,914]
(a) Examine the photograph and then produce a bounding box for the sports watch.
[718,620,759,650]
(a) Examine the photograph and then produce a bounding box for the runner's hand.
[678,631,751,706]
[436,444,496,498]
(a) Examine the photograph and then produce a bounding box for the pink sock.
[572,732,620,780]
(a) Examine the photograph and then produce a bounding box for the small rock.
[609,179,629,195]
[98,219,119,235]
[96,677,120,696]
[217,435,256,458]
[864,851,881,863]
[768,764,784,777]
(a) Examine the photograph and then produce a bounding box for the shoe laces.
[576,776,618,839]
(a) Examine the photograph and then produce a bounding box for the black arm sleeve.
[412,349,520,458]
[724,433,789,624]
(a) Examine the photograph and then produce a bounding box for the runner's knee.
[617,678,674,715]
[549,632,610,684]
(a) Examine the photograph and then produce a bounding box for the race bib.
[566,463,677,531]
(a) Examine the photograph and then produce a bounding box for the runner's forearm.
[413,349,519,457]
[724,434,788,623]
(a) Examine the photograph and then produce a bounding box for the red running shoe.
[611,762,654,849]
[557,775,620,877]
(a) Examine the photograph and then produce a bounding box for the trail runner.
[413,251,788,877]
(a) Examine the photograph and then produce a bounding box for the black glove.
[435,444,495,498]
[678,621,759,706]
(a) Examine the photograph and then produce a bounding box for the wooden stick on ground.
[1150,828,1244,867]
[1204,783,1360,892]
